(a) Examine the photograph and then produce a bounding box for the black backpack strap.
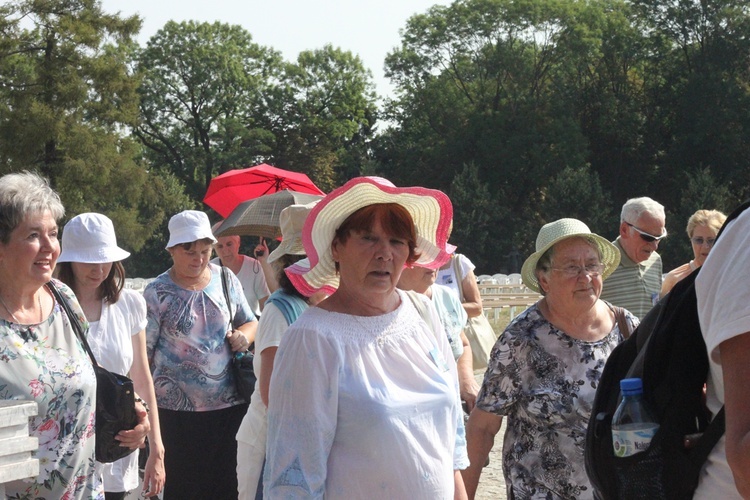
[220,266,233,330]
[689,407,726,468]
[46,280,98,367]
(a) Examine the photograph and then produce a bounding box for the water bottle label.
[612,424,659,457]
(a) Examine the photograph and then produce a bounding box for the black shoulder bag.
[48,281,138,463]
[220,266,256,402]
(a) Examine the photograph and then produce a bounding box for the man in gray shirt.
[600,197,667,319]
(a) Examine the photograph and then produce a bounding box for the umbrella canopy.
[214,190,323,239]
[203,163,325,218]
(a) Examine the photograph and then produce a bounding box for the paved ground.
[127,370,508,500]
[472,370,508,500]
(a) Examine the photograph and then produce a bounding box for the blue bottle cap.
[620,377,643,394]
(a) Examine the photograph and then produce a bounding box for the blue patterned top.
[144,263,256,411]
[476,302,638,499]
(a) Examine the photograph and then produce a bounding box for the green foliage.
[276,45,378,190]
[448,163,504,271]
[540,165,614,236]
[136,25,378,201]
[135,21,284,202]
[3,0,750,278]
[0,0,189,275]
[377,0,750,272]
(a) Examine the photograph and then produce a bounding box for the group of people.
[463,197,741,499]
[0,169,746,499]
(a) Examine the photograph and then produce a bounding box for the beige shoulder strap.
[451,255,465,302]
[404,290,439,336]
[614,306,631,339]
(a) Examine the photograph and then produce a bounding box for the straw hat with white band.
[520,218,620,293]
[285,177,453,297]
[268,201,319,264]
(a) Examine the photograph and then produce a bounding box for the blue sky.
[99,0,451,99]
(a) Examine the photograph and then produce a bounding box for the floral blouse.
[475,303,639,499]
[0,280,102,499]
[144,263,256,411]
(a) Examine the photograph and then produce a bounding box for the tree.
[377,0,601,263]
[135,21,285,202]
[273,45,378,191]
[540,165,614,236]
[0,0,189,263]
[631,0,750,210]
[448,163,508,273]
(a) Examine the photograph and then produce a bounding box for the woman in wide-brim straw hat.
[464,218,640,499]
[264,177,469,498]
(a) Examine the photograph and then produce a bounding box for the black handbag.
[48,281,139,463]
[220,266,257,401]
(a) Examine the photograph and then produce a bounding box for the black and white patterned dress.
[476,303,638,499]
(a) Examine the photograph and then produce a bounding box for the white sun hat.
[520,218,620,293]
[268,201,319,264]
[58,213,131,264]
[285,177,454,297]
[165,210,217,249]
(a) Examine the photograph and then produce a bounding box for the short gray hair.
[621,197,665,224]
[0,171,65,244]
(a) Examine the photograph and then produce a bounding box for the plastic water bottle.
[611,377,659,457]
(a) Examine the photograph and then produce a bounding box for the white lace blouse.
[264,289,463,499]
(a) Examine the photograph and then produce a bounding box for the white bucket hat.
[268,201,319,264]
[520,218,620,293]
[58,213,131,264]
[165,210,217,249]
[285,176,453,297]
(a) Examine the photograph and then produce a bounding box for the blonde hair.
[686,209,726,237]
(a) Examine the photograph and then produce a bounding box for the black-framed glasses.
[625,222,667,243]
[550,263,605,278]
[691,236,716,247]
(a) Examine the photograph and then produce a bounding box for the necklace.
[170,268,209,290]
[0,290,42,325]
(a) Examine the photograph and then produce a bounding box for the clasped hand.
[115,402,150,449]
[227,329,250,352]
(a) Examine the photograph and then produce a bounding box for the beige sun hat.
[267,201,319,264]
[520,218,620,293]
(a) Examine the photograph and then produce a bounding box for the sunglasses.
[625,222,667,243]
[690,236,716,247]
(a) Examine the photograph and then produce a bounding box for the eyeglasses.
[625,222,667,243]
[550,263,605,278]
[690,237,716,247]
